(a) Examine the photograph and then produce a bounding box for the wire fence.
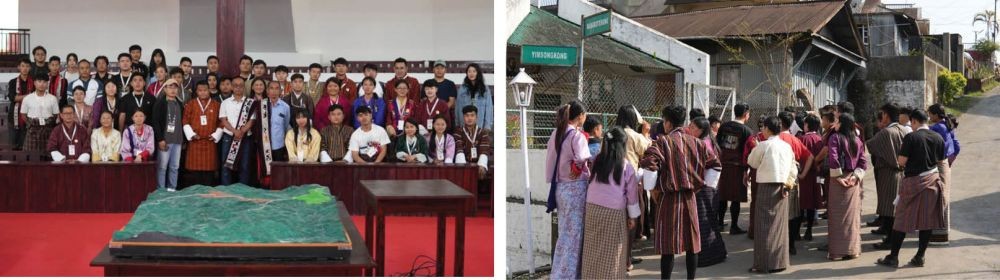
[506,67,737,149]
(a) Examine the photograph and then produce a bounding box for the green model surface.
[112,184,347,244]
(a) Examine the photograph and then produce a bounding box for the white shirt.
[20,92,60,121]
[747,135,797,184]
[348,124,391,156]
[219,96,256,135]
[69,78,101,105]
[91,128,122,162]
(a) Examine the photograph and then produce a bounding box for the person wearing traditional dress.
[348,106,391,163]
[776,111,814,255]
[426,115,455,164]
[8,58,34,150]
[927,103,958,244]
[796,114,825,241]
[353,77,387,129]
[319,104,354,163]
[47,56,69,107]
[91,111,122,162]
[385,80,417,140]
[455,105,491,179]
[92,81,121,130]
[152,80,185,191]
[284,73,315,121]
[688,117,728,267]
[615,105,651,270]
[20,74,60,152]
[305,63,326,103]
[272,65,292,96]
[314,78,352,130]
[876,109,947,268]
[868,103,908,239]
[70,87,93,130]
[47,105,91,163]
[332,57,358,101]
[743,117,768,239]
[826,113,867,261]
[415,80,451,136]
[250,79,278,187]
[219,80,257,186]
[746,116,796,273]
[716,103,753,235]
[386,58,422,102]
[120,110,155,162]
[640,105,719,279]
[580,127,639,279]
[147,65,168,98]
[182,81,223,187]
[285,110,321,163]
[544,100,591,280]
[394,118,428,163]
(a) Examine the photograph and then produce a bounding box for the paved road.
[629,92,1000,279]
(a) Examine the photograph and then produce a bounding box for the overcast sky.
[883,0,998,45]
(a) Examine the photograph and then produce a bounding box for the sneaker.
[167,188,176,192]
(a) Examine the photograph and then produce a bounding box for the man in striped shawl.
[876,109,946,268]
[868,103,908,240]
[640,105,720,279]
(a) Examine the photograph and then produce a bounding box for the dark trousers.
[272,147,288,162]
[13,127,25,150]
[185,170,217,187]
[220,134,253,185]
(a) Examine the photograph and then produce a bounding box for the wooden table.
[360,179,473,276]
[90,202,374,276]
[271,162,481,214]
[0,162,157,212]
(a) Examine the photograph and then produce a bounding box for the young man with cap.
[386,57,421,101]
[332,57,358,101]
[427,60,457,109]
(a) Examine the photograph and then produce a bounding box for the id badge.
[397,120,404,130]
[297,150,305,162]
[38,118,45,126]
[167,125,175,133]
[101,154,109,162]
[470,147,478,159]
[365,147,377,157]
[817,176,825,184]
[426,119,433,130]
[68,145,76,156]
[200,115,208,126]
[437,151,444,161]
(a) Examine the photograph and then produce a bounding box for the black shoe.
[871,227,889,235]
[866,218,882,227]
[877,255,899,268]
[872,242,892,250]
[909,257,925,267]
[842,255,857,260]
[730,226,747,235]
[818,244,828,251]
[820,212,829,219]
[769,268,786,273]
[631,257,643,265]
[804,229,813,241]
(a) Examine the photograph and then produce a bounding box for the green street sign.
[583,10,611,38]
[521,45,578,67]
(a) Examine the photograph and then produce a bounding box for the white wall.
[19,0,493,66]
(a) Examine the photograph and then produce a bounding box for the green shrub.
[938,69,967,105]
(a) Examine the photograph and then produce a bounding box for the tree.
[973,10,998,43]
[713,22,808,114]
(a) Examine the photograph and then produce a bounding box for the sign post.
[520,45,578,67]
[578,10,612,100]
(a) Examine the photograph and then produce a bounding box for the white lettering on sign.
[586,18,609,30]
[531,51,568,60]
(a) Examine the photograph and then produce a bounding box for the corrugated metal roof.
[508,6,680,72]
[634,1,846,39]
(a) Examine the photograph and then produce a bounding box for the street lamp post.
[509,68,537,275]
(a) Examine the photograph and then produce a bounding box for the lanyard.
[463,126,479,143]
[106,97,116,113]
[425,98,439,116]
[406,136,417,153]
[133,93,144,107]
[330,95,340,106]
[74,104,85,121]
[197,98,211,114]
[292,93,306,108]
[436,134,446,152]
[119,73,132,91]
[395,99,407,118]
[62,124,77,142]
[153,82,164,96]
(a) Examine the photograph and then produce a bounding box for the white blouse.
[91,128,122,162]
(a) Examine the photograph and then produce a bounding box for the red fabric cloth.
[385,76,421,101]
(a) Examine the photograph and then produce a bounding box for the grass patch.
[946,80,997,116]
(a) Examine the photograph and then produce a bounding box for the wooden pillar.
[217,0,245,78]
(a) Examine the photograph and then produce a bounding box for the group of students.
[544,98,959,279]
[6,44,495,191]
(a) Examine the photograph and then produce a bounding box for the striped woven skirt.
[695,186,727,267]
[827,176,862,259]
[581,203,628,279]
[874,167,903,217]
[752,183,789,271]
[24,122,54,152]
[931,161,951,241]
[893,172,946,233]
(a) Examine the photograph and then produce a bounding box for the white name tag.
[437,151,444,161]
[297,150,305,162]
[38,118,45,126]
[200,115,208,126]
[426,119,433,130]
[101,154,109,162]
[470,147,478,159]
[68,145,76,156]
[817,176,825,184]
[167,125,175,133]
[397,120,404,131]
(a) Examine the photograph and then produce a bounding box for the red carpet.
[0,213,493,277]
